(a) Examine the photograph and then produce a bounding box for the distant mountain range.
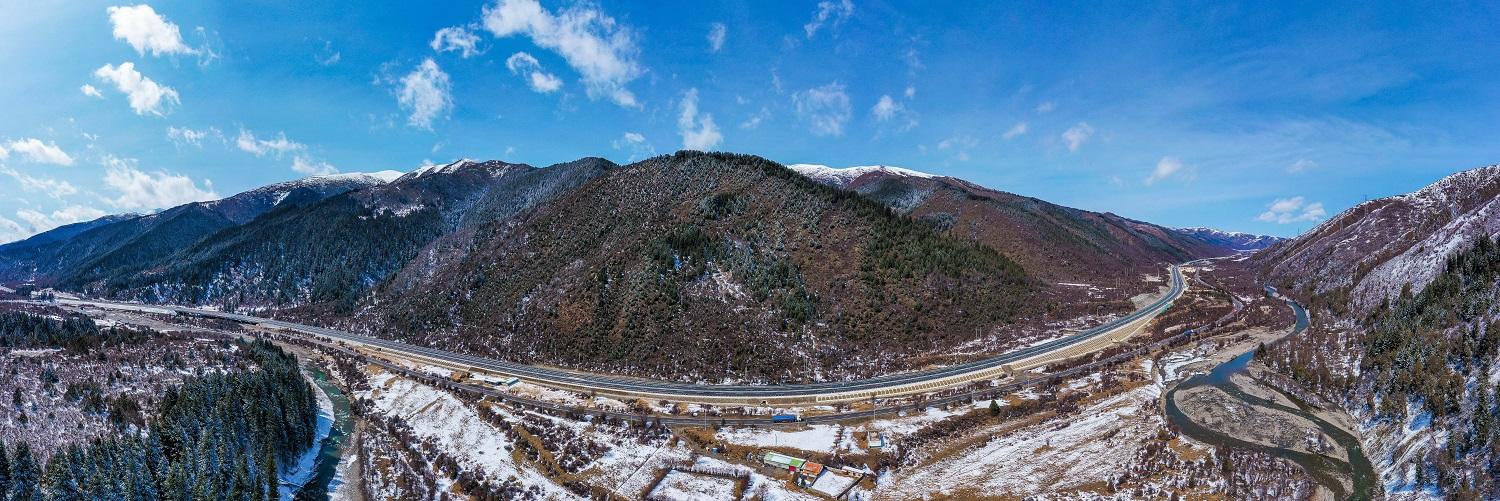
[0,173,392,286]
[1174,227,1284,251]
[0,152,1276,381]
[790,163,1255,283]
[1256,163,1500,313]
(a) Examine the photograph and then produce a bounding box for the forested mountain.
[1248,163,1500,498]
[76,157,615,310]
[358,152,1030,382]
[0,173,390,286]
[1255,163,1500,315]
[1259,236,1500,498]
[789,163,1237,284]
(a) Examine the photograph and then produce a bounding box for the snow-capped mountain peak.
[787,163,937,188]
[402,158,479,181]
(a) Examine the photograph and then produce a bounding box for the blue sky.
[1,1,1498,243]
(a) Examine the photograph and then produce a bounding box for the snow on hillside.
[402,158,479,180]
[787,163,936,188]
[1175,227,1284,251]
[1261,164,1500,311]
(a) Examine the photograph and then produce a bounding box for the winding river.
[295,366,356,500]
[1164,301,1377,500]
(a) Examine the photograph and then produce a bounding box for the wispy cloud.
[1,166,78,198]
[611,131,655,161]
[1061,122,1093,152]
[291,155,338,175]
[794,82,851,136]
[166,126,223,148]
[1144,156,1186,185]
[707,23,726,53]
[431,25,485,58]
[804,0,854,38]
[678,88,722,150]
[1002,121,1028,140]
[1256,196,1326,224]
[505,52,562,93]
[1288,158,1316,173]
[235,129,305,156]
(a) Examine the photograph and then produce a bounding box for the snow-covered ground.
[881,381,1164,498]
[648,470,738,500]
[363,371,578,499]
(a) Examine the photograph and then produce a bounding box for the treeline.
[0,339,317,500]
[0,310,146,351]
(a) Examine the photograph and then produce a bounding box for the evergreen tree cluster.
[0,339,317,500]
[0,310,145,351]
[1354,235,1500,496]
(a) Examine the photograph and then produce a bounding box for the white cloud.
[166,126,222,147]
[101,156,218,210]
[904,86,916,99]
[311,40,341,66]
[1288,158,1316,173]
[505,52,563,93]
[1256,196,1327,224]
[937,134,978,161]
[291,155,338,175]
[872,95,900,121]
[1036,101,1056,114]
[482,0,642,107]
[707,22,726,53]
[15,205,107,235]
[1062,122,1094,152]
[1002,121,1028,140]
[106,4,197,57]
[740,107,770,130]
[431,25,484,58]
[80,84,103,98]
[1144,156,1185,185]
[4,139,74,165]
[235,129,305,156]
[93,62,179,116]
[677,88,722,151]
[804,0,854,38]
[794,82,851,136]
[0,166,78,198]
[611,131,655,161]
[397,59,453,130]
[0,215,25,244]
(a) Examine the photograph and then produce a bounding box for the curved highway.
[63,264,1184,401]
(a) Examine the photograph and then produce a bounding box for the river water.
[294,366,357,500]
[1163,302,1377,500]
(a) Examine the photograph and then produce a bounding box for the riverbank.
[1163,302,1377,500]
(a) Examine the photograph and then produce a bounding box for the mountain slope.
[0,173,389,286]
[1255,163,1500,313]
[83,158,616,310]
[360,152,1031,383]
[789,163,1234,285]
